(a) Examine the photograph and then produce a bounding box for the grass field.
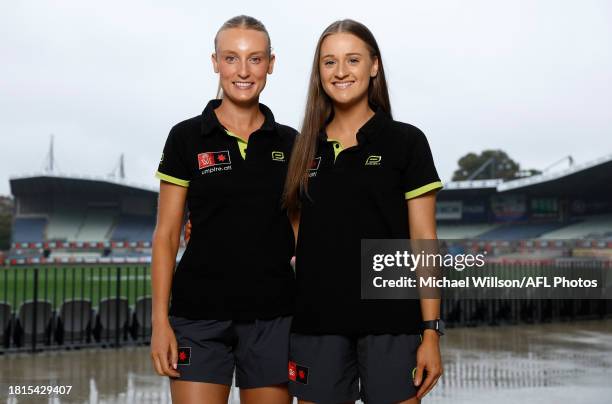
[0,265,151,312]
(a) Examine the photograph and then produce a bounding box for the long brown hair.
[214,15,272,99]
[283,19,392,214]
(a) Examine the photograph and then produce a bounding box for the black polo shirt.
[292,110,443,335]
[155,99,297,320]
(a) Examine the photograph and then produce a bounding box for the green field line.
[0,265,152,312]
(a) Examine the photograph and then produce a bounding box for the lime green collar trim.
[327,139,343,161]
[225,130,247,159]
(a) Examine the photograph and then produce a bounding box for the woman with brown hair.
[151,15,295,404]
[284,19,444,404]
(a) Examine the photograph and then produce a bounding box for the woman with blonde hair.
[151,15,296,404]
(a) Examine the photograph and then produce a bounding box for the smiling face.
[212,27,274,105]
[319,32,379,108]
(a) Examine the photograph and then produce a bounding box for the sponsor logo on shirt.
[198,151,231,169]
[271,151,286,162]
[288,361,309,384]
[197,150,232,174]
[365,155,382,166]
[177,347,191,365]
[308,157,321,178]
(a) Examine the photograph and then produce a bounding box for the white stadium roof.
[10,172,157,193]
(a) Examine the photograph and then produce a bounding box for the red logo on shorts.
[288,361,309,384]
[177,347,191,365]
[288,361,297,381]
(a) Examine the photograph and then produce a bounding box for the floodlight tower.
[44,134,55,173]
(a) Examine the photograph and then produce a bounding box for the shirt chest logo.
[271,151,286,162]
[197,150,232,174]
[197,150,231,169]
[365,155,382,166]
[309,157,321,170]
[308,157,321,177]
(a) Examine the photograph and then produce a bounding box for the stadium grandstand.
[6,175,159,266]
[3,152,612,266]
[436,153,612,242]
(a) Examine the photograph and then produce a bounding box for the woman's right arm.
[150,181,188,378]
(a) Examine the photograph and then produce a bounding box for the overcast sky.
[1,0,611,195]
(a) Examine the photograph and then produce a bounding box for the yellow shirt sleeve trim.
[405,181,443,200]
[155,171,190,188]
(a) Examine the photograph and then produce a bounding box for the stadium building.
[437,154,612,239]
[4,153,612,265]
[435,153,612,264]
[6,175,158,265]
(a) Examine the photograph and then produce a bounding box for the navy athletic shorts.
[289,333,422,404]
[169,315,291,388]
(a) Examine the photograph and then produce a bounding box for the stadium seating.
[108,249,149,258]
[56,299,94,345]
[14,300,53,346]
[539,214,612,239]
[477,222,568,240]
[12,218,47,243]
[75,209,116,241]
[7,250,43,260]
[111,215,155,242]
[47,210,84,241]
[13,212,155,245]
[495,250,564,260]
[49,252,102,261]
[437,223,501,239]
[0,302,12,347]
[94,298,131,344]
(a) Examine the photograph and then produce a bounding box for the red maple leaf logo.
[298,370,305,379]
[217,154,226,162]
[179,351,187,361]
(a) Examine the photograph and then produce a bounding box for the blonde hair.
[214,15,272,98]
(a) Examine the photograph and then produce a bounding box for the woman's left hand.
[413,330,443,399]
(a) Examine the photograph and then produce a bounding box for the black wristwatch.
[421,319,445,336]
